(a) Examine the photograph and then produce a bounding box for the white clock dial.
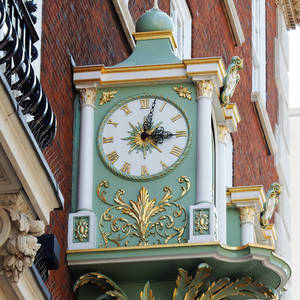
[98,97,190,180]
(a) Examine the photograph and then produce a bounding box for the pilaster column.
[77,88,97,211]
[189,80,217,243]
[239,207,256,245]
[68,87,97,250]
[216,125,229,244]
[195,80,213,203]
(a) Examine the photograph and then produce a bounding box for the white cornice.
[251,92,278,155]
[73,57,226,89]
[222,0,245,46]
[112,0,135,50]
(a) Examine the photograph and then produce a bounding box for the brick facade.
[40,1,130,298]
[40,1,279,299]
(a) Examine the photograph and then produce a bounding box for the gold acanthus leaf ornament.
[74,266,279,300]
[99,90,118,106]
[97,176,190,247]
[173,86,192,100]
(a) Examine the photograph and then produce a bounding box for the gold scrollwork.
[99,90,118,106]
[97,176,190,247]
[173,86,192,100]
[74,266,279,300]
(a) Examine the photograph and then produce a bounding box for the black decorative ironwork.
[0,0,56,149]
[150,126,173,144]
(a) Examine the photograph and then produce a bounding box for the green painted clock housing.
[72,83,198,248]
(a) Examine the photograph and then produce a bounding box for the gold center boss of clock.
[97,96,191,181]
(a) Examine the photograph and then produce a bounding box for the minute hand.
[149,126,173,144]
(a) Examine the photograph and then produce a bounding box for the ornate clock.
[97,96,191,180]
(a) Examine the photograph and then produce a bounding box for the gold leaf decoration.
[97,176,190,247]
[74,272,129,300]
[140,282,155,300]
[174,86,192,100]
[99,90,118,106]
[74,266,279,300]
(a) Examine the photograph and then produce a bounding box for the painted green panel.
[72,83,198,248]
[116,39,181,67]
[226,207,241,247]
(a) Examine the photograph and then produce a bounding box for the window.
[170,0,191,59]
[252,0,266,105]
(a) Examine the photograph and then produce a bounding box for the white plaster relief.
[0,208,44,283]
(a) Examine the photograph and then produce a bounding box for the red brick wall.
[40,1,131,299]
[186,0,278,190]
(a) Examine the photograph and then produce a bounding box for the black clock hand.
[143,98,157,132]
[150,126,173,144]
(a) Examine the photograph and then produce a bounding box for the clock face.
[98,96,190,180]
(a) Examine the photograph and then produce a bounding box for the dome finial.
[153,0,159,10]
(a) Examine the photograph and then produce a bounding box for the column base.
[189,202,218,243]
[68,211,96,250]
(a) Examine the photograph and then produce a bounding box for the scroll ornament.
[97,176,190,247]
[0,208,44,282]
[261,182,281,226]
[221,56,243,107]
[74,264,279,300]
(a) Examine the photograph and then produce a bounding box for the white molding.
[112,0,135,50]
[14,268,46,300]
[0,84,62,224]
[251,92,277,155]
[170,0,192,59]
[222,0,245,46]
[73,58,226,88]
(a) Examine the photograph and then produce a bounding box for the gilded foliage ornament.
[194,210,209,234]
[122,121,164,159]
[97,176,190,247]
[99,90,118,106]
[173,86,192,100]
[74,217,89,242]
[74,265,279,300]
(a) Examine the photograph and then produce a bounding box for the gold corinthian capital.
[239,207,256,224]
[79,87,97,106]
[195,80,214,98]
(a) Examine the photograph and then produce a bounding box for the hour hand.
[150,126,173,144]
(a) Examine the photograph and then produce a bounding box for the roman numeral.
[139,99,150,109]
[141,165,149,176]
[170,114,182,122]
[175,130,187,137]
[160,161,168,170]
[103,136,114,144]
[120,161,131,174]
[106,151,119,164]
[169,145,183,157]
[159,102,167,112]
[121,104,132,116]
[107,120,119,128]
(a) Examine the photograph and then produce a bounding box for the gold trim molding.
[132,30,177,50]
